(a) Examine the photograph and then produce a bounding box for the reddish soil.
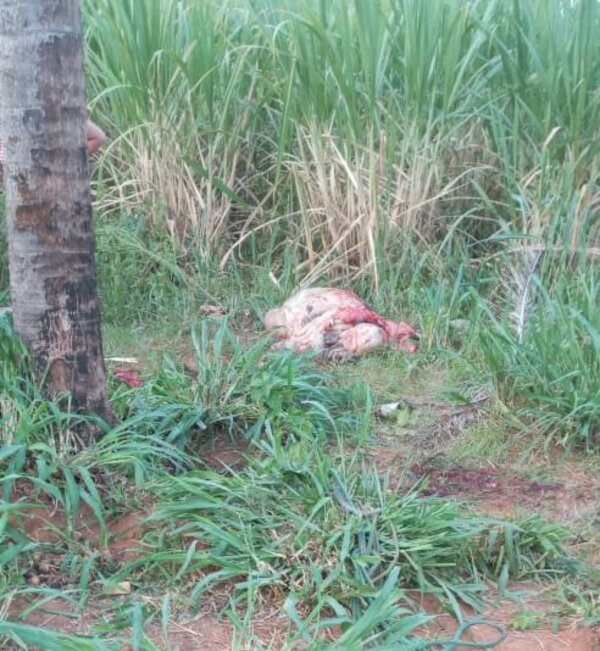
[365,443,600,531]
[199,433,251,472]
[425,460,599,533]
[9,588,598,651]
[144,607,292,651]
[5,433,599,649]
[7,597,290,651]
[413,589,599,651]
[408,462,563,519]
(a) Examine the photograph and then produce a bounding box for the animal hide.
[265,288,418,360]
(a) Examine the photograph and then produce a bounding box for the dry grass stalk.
[95,123,235,255]
[287,126,490,288]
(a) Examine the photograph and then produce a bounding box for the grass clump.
[480,263,600,450]
[0,317,187,648]
[125,433,573,646]
[112,319,364,449]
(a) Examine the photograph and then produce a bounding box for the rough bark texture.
[0,0,112,435]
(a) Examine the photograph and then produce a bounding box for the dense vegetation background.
[0,0,598,648]
[78,0,600,448]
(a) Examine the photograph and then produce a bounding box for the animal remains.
[264,287,418,361]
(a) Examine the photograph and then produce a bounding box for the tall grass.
[489,0,600,163]
[480,263,600,450]
[84,0,599,280]
[85,0,263,248]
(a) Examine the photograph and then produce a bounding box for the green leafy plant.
[480,266,600,450]
[119,433,572,647]
[121,320,362,450]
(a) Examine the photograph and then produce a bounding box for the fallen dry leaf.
[199,304,227,317]
[104,581,132,596]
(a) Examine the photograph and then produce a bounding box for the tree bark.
[0,0,112,438]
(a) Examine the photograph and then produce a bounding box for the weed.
[117,320,363,451]
[120,435,574,645]
[480,266,600,450]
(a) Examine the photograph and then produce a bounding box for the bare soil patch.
[413,589,599,651]
[406,461,600,527]
[9,586,598,650]
[7,597,290,651]
[198,431,251,473]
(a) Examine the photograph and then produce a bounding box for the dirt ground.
[5,405,600,650]
[417,597,599,651]
[8,598,599,651]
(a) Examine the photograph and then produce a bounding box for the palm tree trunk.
[0,0,112,438]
